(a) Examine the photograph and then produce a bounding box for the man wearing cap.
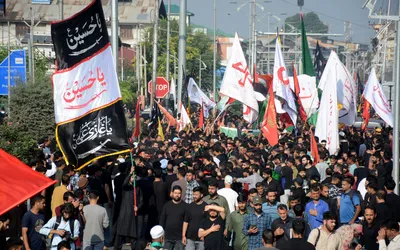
[217,175,238,213]
[150,225,164,250]
[243,196,272,250]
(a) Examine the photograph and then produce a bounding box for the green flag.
[301,13,320,125]
[257,97,268,126]
[301,13,316,77]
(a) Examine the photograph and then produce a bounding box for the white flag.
[177,102,191,131]
[220,33,259,123]
[273,38,297,125]
[363,68,393,127]
[288,75,319,118]
[170,78,177,109]
[187,78,216,118]
[315,54,340,155]
[318,51,356,126]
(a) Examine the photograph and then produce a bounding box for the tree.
[140,19,219,92]
[284,12,328,36]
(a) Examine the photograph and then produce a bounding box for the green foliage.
[119,79,137,109]
[285,12,328,36]
[0,123,39,164]
[140,19,219,92]
[9,75,55,138]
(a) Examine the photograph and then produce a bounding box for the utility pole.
[250,0,256,74]
[394,4,400,194]
[30,7,35,84]
[59,0,63,20]
[177,0,187,114]
[199,55,202,88]
[213,0,217,102]
[111,0,118,76]
[267,12,270,74]
[150,0,159,110]
[166,0,171,81]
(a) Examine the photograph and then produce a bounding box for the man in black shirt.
[199,203,226,250]
[280,219,315,250]
[271,204,294,249]
[183,186,207,249]
[358,206,379,250]
[384,179,400,222]
[160,185,187,250]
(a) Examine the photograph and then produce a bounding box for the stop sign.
[148,77,170,98]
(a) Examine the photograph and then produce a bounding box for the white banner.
[289,75,319,117]
[187,78,216,113]
[220,33,259,123]
[318,51,356,125]
[363,68,393,127]
[178,102,192,131]
[315,52,340,155]
[53,46,121,124]
[273,38,297,125]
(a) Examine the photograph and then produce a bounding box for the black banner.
[57,100,129,168]
[51,0,109,70]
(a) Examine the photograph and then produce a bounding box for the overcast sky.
[170,0,397,44]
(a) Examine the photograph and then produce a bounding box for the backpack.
[50,216,75,247]
[313,228,321,247]
[348,189,364,214]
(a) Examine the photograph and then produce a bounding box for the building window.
[120,26,133,40]
[15,23,29,40]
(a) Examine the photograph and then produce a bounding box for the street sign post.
[148,77,170,98]
[0,50,27,95]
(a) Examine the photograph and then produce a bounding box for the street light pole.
[251,0,256,74]
[136,24,141,94]
[177,0,187,114]
[30,6,35,84]
[59,0,63,20]
[393,5,400,194]
[150,0,160,110]
[166,0,171,81]
[111,0,118,78]
[213,0,217,101]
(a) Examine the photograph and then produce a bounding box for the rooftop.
[169,4,194,16]
[0,0,160,25]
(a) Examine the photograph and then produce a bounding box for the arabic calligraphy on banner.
[53,46,121,124]
[72,115,112,150]
[51,0,109,70]
[57,101,130,167]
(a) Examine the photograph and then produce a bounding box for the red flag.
[261,86,279,146]
[293,64,307,122]
[310,129,320,166]
[131,100,141,140]
[0,150,57,215]
[156,101,177,127]
[362,98,371,131]
[199,103,204,129]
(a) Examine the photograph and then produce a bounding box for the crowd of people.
[0,112,400,250]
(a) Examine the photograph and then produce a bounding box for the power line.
[278,0,372,30]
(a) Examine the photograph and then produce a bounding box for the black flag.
[51,0,129,170]
[314,41,326,81]
[148,100,162,130]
